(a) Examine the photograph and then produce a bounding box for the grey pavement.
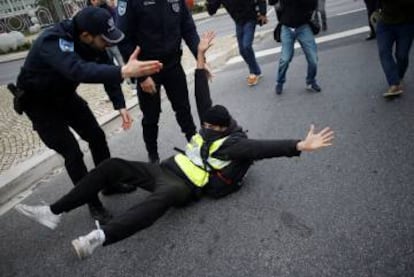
[0,9,254,205]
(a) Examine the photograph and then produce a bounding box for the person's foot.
[365,33,376,40]
[101,183,136,196]
[306,83,322,92]
[275,83,283,95]
[322,24,327,31]
[247,74,262,86]
[383,85,403,98]
[15,204,61,230]
[88,205,112,224]
[72,221,105,260]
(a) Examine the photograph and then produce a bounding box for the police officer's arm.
[116,0,138,63]
[181,0,200,58]
[39,38,160,83]
[216,126,334,160]
[206,0,222,15]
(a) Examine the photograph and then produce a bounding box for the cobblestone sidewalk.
[0,35,238,174]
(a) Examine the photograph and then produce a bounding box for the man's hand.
[197,31,215,75]
[297,125,334,152]
[119,108,133,130]
[140,77,157,94]
[121,47,163,79]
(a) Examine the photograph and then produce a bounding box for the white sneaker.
[72,221,106,260]
[15,204,61,230]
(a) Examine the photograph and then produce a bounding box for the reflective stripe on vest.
[174,134,231,187]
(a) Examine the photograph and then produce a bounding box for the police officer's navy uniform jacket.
[117,0,199,68]
[17,20,126,110]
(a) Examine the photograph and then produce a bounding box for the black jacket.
[206,0,267,24]
[116,0,199,66]
[17,20,125,109]
[162,69,301,198]
[272,0,317,28]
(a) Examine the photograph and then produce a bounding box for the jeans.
[235,20,261,75]
[50,158,193,245]
[276,24,318,85]
[376,21,414,86]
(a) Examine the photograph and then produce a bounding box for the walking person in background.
[117,0,200,164]
[375,0,414,97]
[363,0,379,40]
[272,0,321,95]
[206,0,268,86]
[14,7,162,223]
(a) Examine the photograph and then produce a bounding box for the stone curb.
[0,25,260,206]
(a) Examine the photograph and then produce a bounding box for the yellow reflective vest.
[174,134,231,187]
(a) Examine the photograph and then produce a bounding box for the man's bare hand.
[119,108,133,130]
[197,31,215,74]
[140,76,157,94]
[297,125,334,152]
[121,47,163,79]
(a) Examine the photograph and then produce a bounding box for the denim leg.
[236,21,261,75]
[297,25,318,85]
[395,23,414,81]
[376,22,400,86]
[276,26,295,85]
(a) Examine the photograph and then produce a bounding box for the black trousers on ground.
[137,62,196,156]
[50,158,193,245]
[364,0,377,36]
[24,94,109,207]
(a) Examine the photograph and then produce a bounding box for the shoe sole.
[383,90,403,97]
[247,75,263,86]
[71,239,87,260]
[15,204,58,230]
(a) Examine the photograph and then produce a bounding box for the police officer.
[15,7,162,223]
[117,0,200,163]
[15,32,334,260]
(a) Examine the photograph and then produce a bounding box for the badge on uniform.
[118,0,127,16]
[172,3,180,12]
[59,38,74,52]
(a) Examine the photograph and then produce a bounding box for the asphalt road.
[2,7,414,277]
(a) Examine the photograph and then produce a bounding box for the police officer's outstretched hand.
[119,108,133,130]
[296,125,334,152]
[121,47,163,79]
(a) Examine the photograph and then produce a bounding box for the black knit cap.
[203,105,231,127]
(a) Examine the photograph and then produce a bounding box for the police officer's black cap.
[74,7,124,44]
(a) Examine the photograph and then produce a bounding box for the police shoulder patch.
[118,0,127,16]
[59,38,74,52]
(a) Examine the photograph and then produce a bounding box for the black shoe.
[148,153,160,164]
[88,205,113,224]
[322,24,327,31]
[306,83,322,92]
[101,183,137,196]
[275,83,283,95]
[365,33,376,40]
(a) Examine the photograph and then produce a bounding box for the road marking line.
[226,26,370,65]
[336,8,367,16]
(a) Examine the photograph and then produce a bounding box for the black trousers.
[24,94,109,207]
[50,158,193,245]
[137,62,196,156]
[364,0,377,36]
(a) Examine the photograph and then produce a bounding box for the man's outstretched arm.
[217,125,334,161]
[195,31,215,125]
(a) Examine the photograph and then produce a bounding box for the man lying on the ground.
[15,32,334,260]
